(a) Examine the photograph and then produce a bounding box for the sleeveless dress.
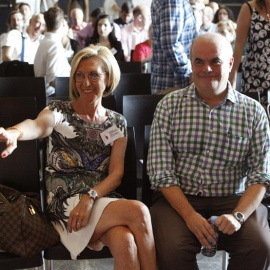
[241,2,270,108]
[45,100,127,259]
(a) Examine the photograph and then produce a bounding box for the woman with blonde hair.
[0,45,157,269]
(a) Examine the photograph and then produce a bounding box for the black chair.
[118,61,142,73]
[122,95,164,180]
[0,97,43,270]
[0,60,34,77]
[113,73,151,113]
[0,77,46,114]
[55,74,151,113]
[141,125,152,208]
[54,77,70,96]
[242,91,261,102]
[43,127,137,268]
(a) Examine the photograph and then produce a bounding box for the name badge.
[100,124,123,145]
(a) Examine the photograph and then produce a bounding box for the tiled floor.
[43,251,225,270]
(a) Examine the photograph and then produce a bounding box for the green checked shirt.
[147,83,270,197]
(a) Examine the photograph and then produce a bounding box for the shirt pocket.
[217,131,250,167]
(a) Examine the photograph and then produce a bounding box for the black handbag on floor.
[0,184,60,257]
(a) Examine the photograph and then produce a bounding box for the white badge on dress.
[100,124,123,146]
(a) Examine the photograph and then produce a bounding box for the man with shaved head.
[148,33,270,270]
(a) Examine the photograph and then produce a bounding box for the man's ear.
[229,57,234,71]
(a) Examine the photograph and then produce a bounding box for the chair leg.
[222,251,229,270]
[44,259,53,270]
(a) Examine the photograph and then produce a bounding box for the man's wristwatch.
[88,189,98,201]
[232,211,245,225]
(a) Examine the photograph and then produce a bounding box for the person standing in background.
[34,7,71,96]
[229,0,270,108]
[150,0,196,94]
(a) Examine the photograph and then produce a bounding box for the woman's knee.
[126,200,152,227]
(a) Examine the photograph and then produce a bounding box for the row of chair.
[0,75,267,269]
[0,60,143,78]
[54,73,151,113]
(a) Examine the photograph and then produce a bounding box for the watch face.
[236,212,243,219]
[234,211,245,224]
[89,189,98,199]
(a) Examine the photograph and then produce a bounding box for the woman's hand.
[67,194,94,233]
[0,127,21,158]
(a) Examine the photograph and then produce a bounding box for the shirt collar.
[188,82,236,106]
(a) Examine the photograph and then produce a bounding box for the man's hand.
[215,214,241,234]
[185,212,217,249]
[67,194,94,233]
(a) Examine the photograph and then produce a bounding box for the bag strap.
[246,2,253,15]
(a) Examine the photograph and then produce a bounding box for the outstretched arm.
[0,108,55,158]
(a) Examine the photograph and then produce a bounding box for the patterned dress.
[44,100,127,259]
[241,2,270,107]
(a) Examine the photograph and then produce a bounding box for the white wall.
[133,0,152,7]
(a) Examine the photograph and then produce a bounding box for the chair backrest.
[122,94,164,159]
[55,76,69,96]
[113,73,151,113]
[142,125,153,208]
[0,77,46,114]
[116,126,137,199]
[0,60,34,77]
[118,61,142,73]
[0,97,40,193]
[236,72,242,92]
[242,91,261,102]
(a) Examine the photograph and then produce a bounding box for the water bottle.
[201,216,219,257]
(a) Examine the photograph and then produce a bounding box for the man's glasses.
[74,71,106,82]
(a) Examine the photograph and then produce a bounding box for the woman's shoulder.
[48,100,71,113]
[107,109,127,124]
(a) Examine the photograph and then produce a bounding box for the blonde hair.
[69,45,121,100]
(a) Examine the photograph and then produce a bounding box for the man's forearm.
[2,46,15,61]
[159,185,196,221]
[233,184,268,219]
